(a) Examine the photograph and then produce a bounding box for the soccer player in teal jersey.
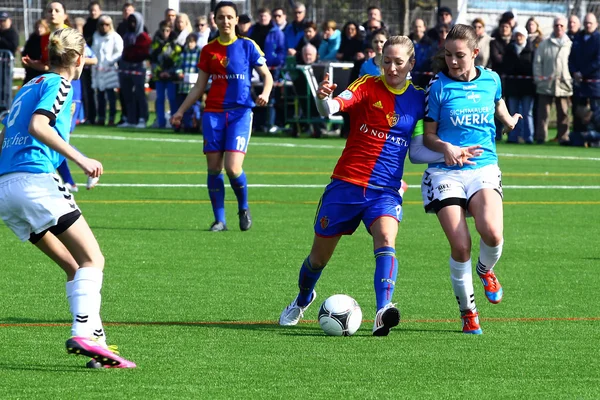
[0,28,135,368]
[421,24,521,334]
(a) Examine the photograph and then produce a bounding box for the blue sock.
[207,171,226,223]
[228,171,248,211]
[57,159,75,185]
[374,246,398,311]
[297,257,323,307]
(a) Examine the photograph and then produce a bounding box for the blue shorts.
[313,180,403,237]
[202,108,253,153]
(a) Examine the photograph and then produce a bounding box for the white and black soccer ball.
[318,294,362,336]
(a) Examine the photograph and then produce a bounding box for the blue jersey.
[359,58,380,77]
[0,73,73,176]
[425,66,502,170]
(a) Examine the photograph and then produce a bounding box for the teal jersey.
[0,73,73,176]
[424,66,502,170]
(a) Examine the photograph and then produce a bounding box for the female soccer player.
[422,24,521,334]
[278,36,481,336]
[171,1,273,232]
[0,28,135,368]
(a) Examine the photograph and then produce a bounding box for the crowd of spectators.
[0,3,599,146]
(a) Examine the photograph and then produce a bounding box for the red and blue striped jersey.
[332,75,425,190]
[198,36,266,112]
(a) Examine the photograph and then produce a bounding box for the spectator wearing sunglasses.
[194,16,210,49]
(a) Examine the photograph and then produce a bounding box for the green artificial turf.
[0,126,599,399]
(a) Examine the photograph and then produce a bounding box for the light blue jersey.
[425,66,502,170]
[0,73,73,176]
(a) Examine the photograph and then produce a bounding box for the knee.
[373,233,396,250]
[207,168,222,176]
[308,255,328,270]
[450,240,471,262]
[81,253,105,271]
[225,167,242,178]
[479,226,503,247]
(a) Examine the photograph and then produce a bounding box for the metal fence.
[0,50,15,114]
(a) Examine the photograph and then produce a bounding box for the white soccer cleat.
[372,302,400,336]
[279,291,316,326]
[87,176,99,190]
[65,183,78,192]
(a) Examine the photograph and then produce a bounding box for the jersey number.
[6,89,33,128]
[235,136,247,152]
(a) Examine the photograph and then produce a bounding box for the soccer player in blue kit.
[172,1,273,232]
[0,28,135,367]
[422,24,521,334]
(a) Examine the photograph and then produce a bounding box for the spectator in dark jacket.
[504,26,536,144]
[21,19,49,84]
[569,13,600,135]
[83,1,102,45]
[336,21,365,61]
[426,6,453,42]
[117,12,151,128]
[117,3,135,37]
[567,15,581,42]
[490,19,513,139]
[284,2,308,56]
[0,12,19,55]
[294,21,321,64]
[249,8,286,132]
[409,18,434,88]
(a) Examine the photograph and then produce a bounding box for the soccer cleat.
[65,183,78,193]
[66,337,136,368]
[86,344,119,368]
[279,291,316,326]
[372,302,401,336]
[86,176,99,190]
[461,309,483,334]
[209,221,228,232]
[238,209,252,231]
[478,270,503,304]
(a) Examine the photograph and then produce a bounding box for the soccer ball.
[318,294,362,336]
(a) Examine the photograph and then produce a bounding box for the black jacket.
[0,27,19,55]
[21,33,43,84]
[503,41,536,97]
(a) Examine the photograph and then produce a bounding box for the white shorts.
[0,172,80,242]
[421,164,503,214]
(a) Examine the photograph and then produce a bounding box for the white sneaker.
[135,120,146,129]
[117,122,131,128]
[65,183,78,192]
[279,291,316,326]
[87,176,99,190]
[372,302,400,336]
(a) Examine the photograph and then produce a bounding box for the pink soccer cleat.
[66,337,136,368]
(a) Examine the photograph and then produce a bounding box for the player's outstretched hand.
[256,94,269,107]
[76,157,103,179]
[460,145,484,166]
[171,112,183,128]
[503,113,523,133]
[317,73,338,100]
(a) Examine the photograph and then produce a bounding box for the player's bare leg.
[469,189,504,304]
[437,205,482,334]
[57,217,136,368]
[370,217,401,336]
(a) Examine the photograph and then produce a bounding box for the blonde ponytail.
[48,27,85,69]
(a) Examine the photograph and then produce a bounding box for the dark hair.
[238,14,251,25]
[257,7,270,14]
[122,3,134,11]
[272,7,285,15]
[371,28,389,39]
[214,1,238,17]
[304,21,317,31]
[88,1,101,11]
[47,2,72,28]
[367,6,381,12]
[159,20,171,30]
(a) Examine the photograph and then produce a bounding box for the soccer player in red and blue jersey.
[279,36,425,336]
[172,1,273,232]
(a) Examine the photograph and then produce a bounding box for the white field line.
[80,183,600,189]
[71,134,600,161]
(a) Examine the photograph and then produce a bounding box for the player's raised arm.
[315,73,341,117]
[495,98,522,133]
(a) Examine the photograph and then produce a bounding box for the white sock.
[476,239,503,276]
[66,280,74,315]
[449,257,476,312]
[70,267,105,343]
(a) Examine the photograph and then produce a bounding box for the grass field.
[0,126,599,399]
